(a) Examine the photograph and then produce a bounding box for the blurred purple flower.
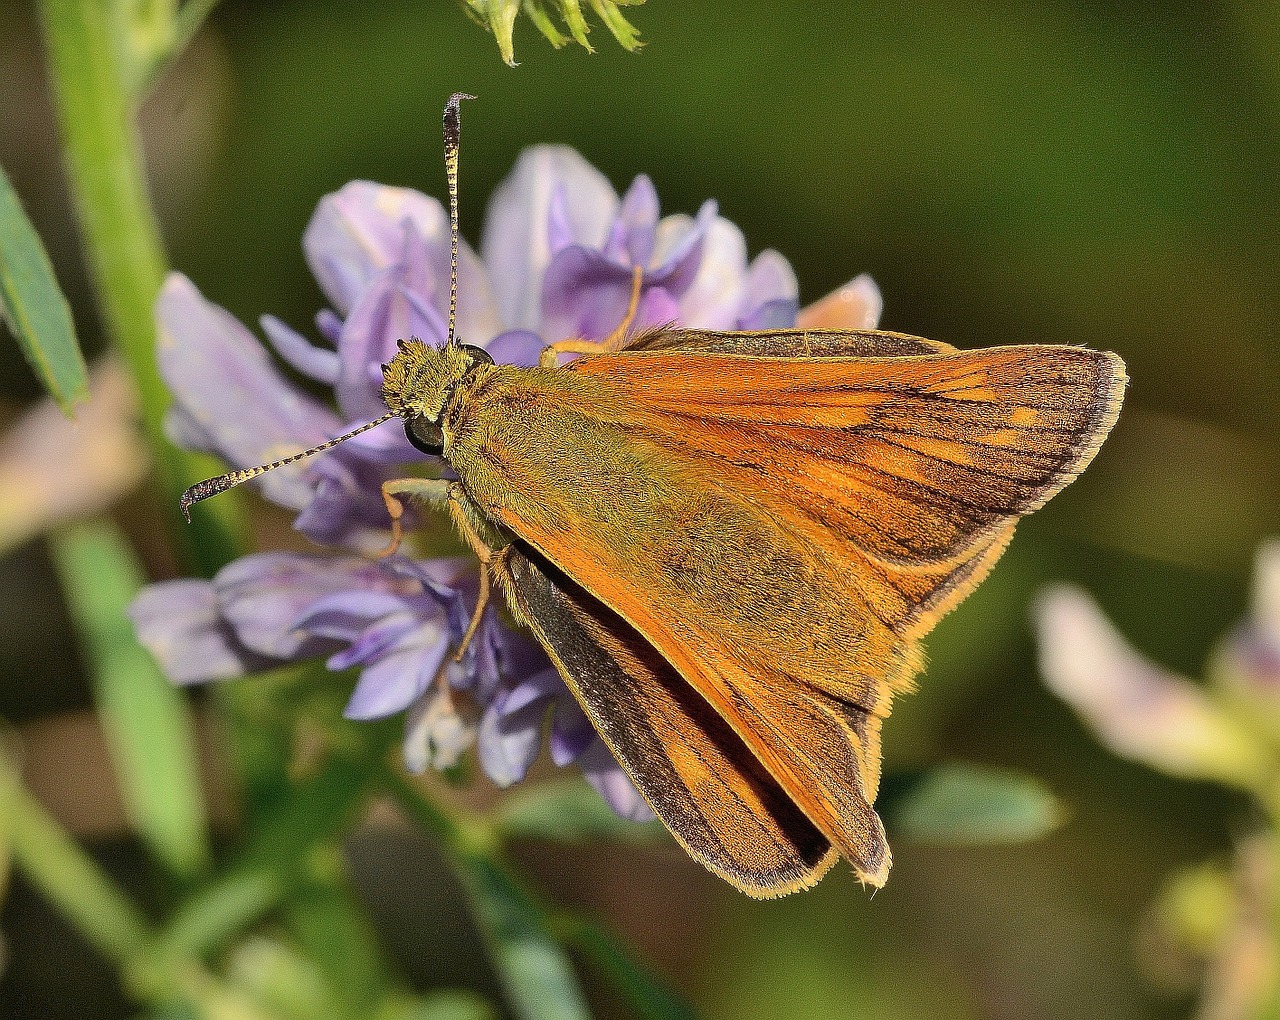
[143,143,878,818]
[1035,585,1269,789]
[1210,541,1280,749]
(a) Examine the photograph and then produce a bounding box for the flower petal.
[326,611,421,670]
[316,308,343,343]
[1211,542,1280,740]
[540,245,637,342]
[403,682,477,773]
[603,174,660,266]
[485,329,545,368]
[477,693,545,787]
[673,215,748,329]
[738,297,799,331]
[130,579,274,685]
[1253,540,1280,647]
[548,697,595,766]
[293,590,429,642]
[259,315,340,384]
[737,249,799,329]
[343,632,450,720]
[1036,585,1269,788]
[305,181,502,347]
[335,263,446,422]
[482,145,618,332]
[304,182,446,315]
[156,274,344,512]
[577,740,655,821]
[797,273,883,330]
[216,553,388,658]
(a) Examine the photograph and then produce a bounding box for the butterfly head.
[381,338,494,456]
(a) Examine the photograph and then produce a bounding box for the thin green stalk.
[380,768,493,859]
[557,916,694,1020]
[0,748,156,973]
[37,0,243,575]
[385,770,592,1020]
[159,755,373,961]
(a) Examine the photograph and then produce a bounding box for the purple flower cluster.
[132,143,883,817]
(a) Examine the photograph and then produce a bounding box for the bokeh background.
[2,2,1278,1018]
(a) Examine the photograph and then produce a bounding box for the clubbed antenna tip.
[178,412,398,523]
[181,474,240,522]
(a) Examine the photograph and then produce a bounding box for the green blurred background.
[2,1,1277,1017]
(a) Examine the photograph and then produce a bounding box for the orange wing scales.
[445,335,1124,889]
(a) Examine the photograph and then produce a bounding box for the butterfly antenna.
[180,413,397,522]
[443,92,474,348]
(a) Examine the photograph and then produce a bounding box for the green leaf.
[0,163,88,413]
[586,0,642,51]
[159,869,285,961]
[455,851,592,1020]
[225,936,337,1020]
[496,778,664,844]
[468,0,642,62]
[522,1,571,49]
[37,0,246,576]
[889,763,1065,846]
[159,756,371,961]
[285,847,390,1014]
[49,522,209,878]
[485,0,521,65]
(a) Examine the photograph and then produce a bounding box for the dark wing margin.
[497,545,836,897]
[621,327,956,358]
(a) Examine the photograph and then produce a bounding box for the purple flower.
[1210,541,1280,747]
[1035,585,1269,789]
[143,142,881,818]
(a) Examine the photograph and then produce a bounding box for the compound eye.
[404,419,444,457]
[460,344,494,367]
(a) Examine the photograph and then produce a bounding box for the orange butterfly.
[185,96,1125,896]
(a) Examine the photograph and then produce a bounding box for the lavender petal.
[604,174,660,266]
[130,579,275,685]
[156,274,343,512]
[259,315,340,384]
[482,145,618,332]
[215,552,385,658]
[343,635,449,720]
[304,182,447,315]
[485,329,545,368]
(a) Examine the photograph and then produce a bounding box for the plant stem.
[37,0,243,575]
[384,770,592,1020]
[0,748,156,973]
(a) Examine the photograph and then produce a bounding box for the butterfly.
[184,95,1125,896]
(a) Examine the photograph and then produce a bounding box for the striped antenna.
[180,412,397,522]
[442,92,474,347]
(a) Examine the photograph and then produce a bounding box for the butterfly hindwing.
[497,545,837,897]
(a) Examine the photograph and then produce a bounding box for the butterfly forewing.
[568,342,1126,570]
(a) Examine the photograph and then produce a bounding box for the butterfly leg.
[445,485,510,662]
[539,265,645,367]
[375,477,452,558]
[375,478,507,661]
